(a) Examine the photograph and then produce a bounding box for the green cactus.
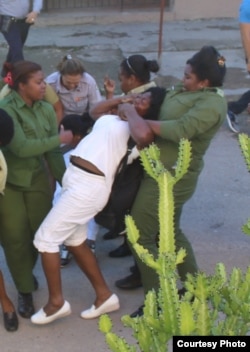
[99,140,250,351]
[239,133,250,235]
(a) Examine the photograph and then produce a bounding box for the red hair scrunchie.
[3,72,13,86]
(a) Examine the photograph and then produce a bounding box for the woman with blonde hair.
[45,54,102,119]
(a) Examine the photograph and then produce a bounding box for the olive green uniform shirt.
[156,86,227,203]
[0,90,65,187]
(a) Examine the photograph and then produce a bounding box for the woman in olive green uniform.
[118,46,227,317]
[0,61,73,319]
[0,109,18,332]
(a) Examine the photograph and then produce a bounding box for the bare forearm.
[129,118,154,149]
[240,23,250,72]
[119,104,155,149]
[89,96,123,120]
[53,100,64,125]
[146,120,161,136]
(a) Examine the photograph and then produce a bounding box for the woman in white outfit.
[31,87,166,324]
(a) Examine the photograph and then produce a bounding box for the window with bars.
[43,0,171,11]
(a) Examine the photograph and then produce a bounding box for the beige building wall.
[172,0,241,20]
[38,1,243,25]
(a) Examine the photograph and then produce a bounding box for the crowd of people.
[0,0,248,334]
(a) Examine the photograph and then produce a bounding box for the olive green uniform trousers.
[0,168,52,293]
[130,172,199,294]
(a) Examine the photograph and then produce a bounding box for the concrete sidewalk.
[0,12,249,352]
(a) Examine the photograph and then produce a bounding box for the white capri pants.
[34,163,109,253]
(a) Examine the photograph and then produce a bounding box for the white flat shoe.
[31,301,71,325]
[81,294,119,319]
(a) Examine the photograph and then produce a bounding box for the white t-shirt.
[71,114,130,190]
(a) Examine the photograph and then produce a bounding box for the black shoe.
[3,311,18,332]
[115,273,142,289]
[109,242,132,258]
[103,230,119,240]
[17,292,34,318]
[130,305,144,318]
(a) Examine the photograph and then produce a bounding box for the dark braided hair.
[120,55,160,84]
[186,46,226,87]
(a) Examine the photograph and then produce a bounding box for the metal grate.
[43,0,171,11]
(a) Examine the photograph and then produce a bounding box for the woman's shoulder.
[82,72,98,84]
[0,90,18,108]
[198,88,226,103]
[45,71,59,83]
[44,84,59,103]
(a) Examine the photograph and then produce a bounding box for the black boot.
[17,292,34,318]
[115,262,142,289]
[115,272,142,289]
[109,237,132,258]
[103,219,125,240]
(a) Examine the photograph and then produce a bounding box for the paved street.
[0,11,249,352]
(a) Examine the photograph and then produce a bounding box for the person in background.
[45,54,103,266]
[117,46,227,317]
[239,0,250,73]
[226,0,250,133]
[0,60,73,320]
[45,54,102,119]
[0,0,43,76]
[0,109,18,332]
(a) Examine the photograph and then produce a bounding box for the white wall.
[172,0,241,20]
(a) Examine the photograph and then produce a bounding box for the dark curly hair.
[143,87,167,121]
[60,113,94,137]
